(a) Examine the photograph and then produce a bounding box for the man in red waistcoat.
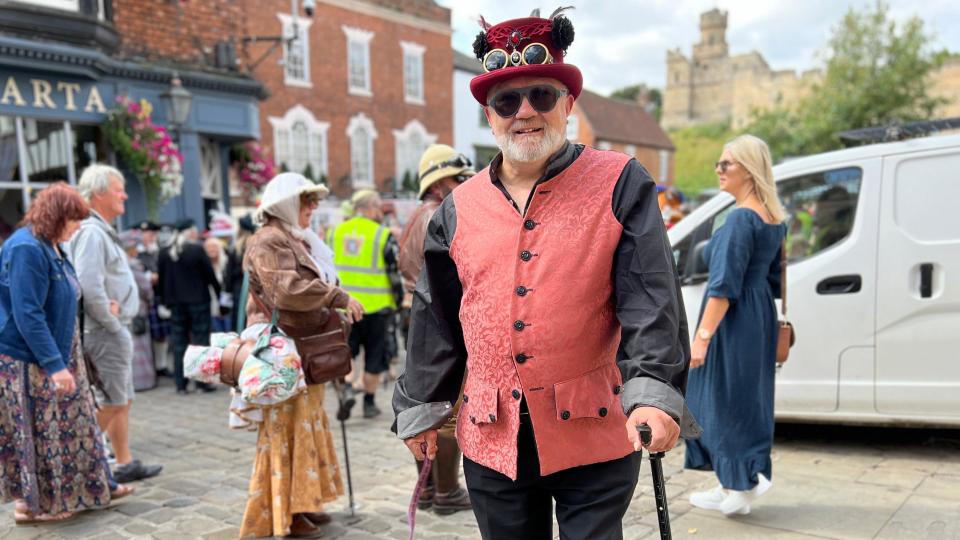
[393,9,700,539]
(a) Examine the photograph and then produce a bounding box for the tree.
[400,169,418,194]
[747,1,948,160]
[610,84,663,120]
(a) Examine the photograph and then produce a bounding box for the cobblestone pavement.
[2,375,959,539]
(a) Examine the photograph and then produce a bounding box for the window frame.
[392,119,437,189]
[278,13,313,88]
[346,112,377,188]
[268,104,330,180]
[400,41,426,105]
[343,25,374,97]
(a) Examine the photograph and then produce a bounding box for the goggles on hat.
[419,154,473,182]
[482,42,554,73]
[488,85,568,118]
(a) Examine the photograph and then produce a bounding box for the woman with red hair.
[0,183,132,524]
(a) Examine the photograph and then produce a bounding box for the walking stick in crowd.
[333,380,357,516]
[637,424,673,540]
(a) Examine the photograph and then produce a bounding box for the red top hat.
[469,10,581,105]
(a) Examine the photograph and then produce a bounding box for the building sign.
[0,71,114,122]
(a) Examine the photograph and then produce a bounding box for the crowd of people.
[0,9,791,539]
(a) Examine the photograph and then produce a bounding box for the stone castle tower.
[662,9,960,131]
[662,9,819,130]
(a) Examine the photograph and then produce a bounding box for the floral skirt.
[0,352,112,515]
[240,384,344,538]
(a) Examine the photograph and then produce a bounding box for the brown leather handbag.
[220,338,256,387]
[244,274,353,386]
[776,239,796,364]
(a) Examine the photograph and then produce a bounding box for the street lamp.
[160,72,193,128]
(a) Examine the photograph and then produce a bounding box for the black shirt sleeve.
[611,160,700,437]
[391,196,467,437]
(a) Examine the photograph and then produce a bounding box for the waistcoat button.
[613,385,623,395]
[598,407,608,417]
[515,353,528,364]
[516,286,528,296]
[520,250,532,261]
[560,410,571,420]
[513,320,525,331]
[489,414,496,423]
[463,394,469,403]
[511,389,521,400]
[524,219,536,230]
[470,416,476,424]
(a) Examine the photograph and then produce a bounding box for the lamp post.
[159,72,193,130]
[159,72,193,220]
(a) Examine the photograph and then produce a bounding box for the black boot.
[431,432,471,515]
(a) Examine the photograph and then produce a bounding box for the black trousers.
[348,311,390,375]
[463,416,641,540]
[170,302,211,391]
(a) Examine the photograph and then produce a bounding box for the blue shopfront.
[0,35,264,239]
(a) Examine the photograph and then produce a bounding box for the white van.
[669,134,960,427]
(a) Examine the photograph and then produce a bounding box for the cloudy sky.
[436,0,960,96]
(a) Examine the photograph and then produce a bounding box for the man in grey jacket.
[70,164,162,484]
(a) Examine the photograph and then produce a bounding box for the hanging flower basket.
[230,141,275,202]
[103,96,184,220]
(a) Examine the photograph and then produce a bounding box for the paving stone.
[355,516,391,534]
[201,528,241,540]
[176,517,221,535]
[162,497,200,509]
[114,501,162,517]
[140,508,180,525]
[194,505,233,521]
[123,522,158,536]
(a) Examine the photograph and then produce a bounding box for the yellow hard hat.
[417,144,475,199]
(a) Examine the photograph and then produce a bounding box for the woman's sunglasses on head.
[488,85,567,118]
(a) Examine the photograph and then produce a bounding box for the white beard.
[496,123,566,163]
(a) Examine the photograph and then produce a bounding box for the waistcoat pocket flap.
[554,364,619,420]
[464,380,499,426]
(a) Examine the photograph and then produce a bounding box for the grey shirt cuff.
[395,401,455,439]
[620,376,702,439]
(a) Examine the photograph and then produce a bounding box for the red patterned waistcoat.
[450,147,635,479]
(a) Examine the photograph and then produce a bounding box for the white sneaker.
[719,489,754,515]
[689,485,726,510]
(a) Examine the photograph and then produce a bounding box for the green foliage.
[400,169,418,194]
[302,163,315,182]
[745,1,948,161]
[670,123,734,196]
[610,84,663,121]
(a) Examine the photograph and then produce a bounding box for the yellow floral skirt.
[240,384,344,538]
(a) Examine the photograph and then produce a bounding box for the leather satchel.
[243,273,352,386]
[220,338,256,387]
[776,239,796,364]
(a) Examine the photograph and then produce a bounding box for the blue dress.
[684,208,786,491]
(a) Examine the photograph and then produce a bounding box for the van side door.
[875,147,960,420]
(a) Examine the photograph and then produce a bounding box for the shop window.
[269,104,329,181]
[346,113,377,188]
[278,14,312,87]
[596,141,611,151]
[624,144,637,158]
[393,119,436,189]
[22,118,70,183]
[200,137,223,202]
[401,41,425,104]
[343,26,374,96]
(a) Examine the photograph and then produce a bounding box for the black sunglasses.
[715,160,737,173]
[488,85,568,118]
[419,154,473,182]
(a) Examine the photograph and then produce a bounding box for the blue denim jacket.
[0,227,78,374]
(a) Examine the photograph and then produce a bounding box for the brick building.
[569,90,675,184]
[0,0,264,232]
[241,0,453,199]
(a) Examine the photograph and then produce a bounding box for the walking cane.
[333,380,357,516]
[637,424,672,540]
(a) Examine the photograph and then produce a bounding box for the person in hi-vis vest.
[332,189,400,419]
